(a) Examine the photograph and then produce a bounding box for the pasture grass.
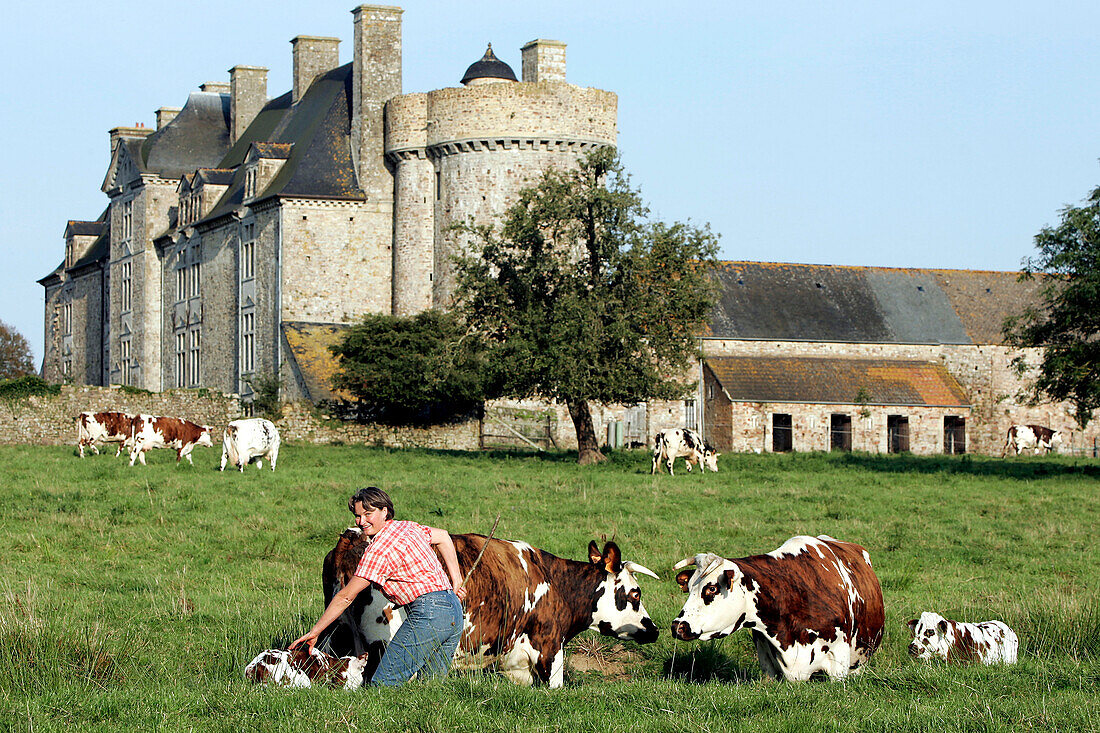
[0,444,1097,731]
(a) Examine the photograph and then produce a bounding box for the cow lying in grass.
[906,612,1018,665]
[244,647,370,688]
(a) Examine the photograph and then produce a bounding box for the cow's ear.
[937,619,949,634]
[675,569,693,593]
[907,619,918,633]
[588,541,601,564]
[602,542,622,573]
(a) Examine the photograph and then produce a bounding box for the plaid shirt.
[354,520,452,606]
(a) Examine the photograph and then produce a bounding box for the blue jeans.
[370,590,463,687]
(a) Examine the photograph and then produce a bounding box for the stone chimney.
[351,5,402,201]
[109,125,153,154]
[156,107,182,129]
[292,35,340,103]
[199,81,231,94]
[521,39,566,83]
[229,65,269,143]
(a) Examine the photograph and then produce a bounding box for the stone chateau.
[38,5,1099,456]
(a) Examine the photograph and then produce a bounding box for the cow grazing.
[220,418,280,472]
[907,612,1018,665]
[244,647,370,688]
[1002,424,1063,456]
[128,414,214,466]
[321,529,661,688]
[75,411,136,458]
[670,535,885,681]
[651,428,719,476]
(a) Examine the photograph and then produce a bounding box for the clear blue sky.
[3,1,1099,367]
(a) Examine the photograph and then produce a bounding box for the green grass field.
[1,444,1097,732]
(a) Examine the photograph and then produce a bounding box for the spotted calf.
[907,612,1018,665]
[244,647,370,688]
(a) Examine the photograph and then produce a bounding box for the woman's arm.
[429,527,467,601]
[290,575,370,651]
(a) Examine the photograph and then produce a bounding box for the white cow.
[651,428,719,476]
[907,612,1018,665]
[1002,424,1063,456]
[220,418,280,472]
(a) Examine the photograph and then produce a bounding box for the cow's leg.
[666,456,675,476]
[78,441,86,458]
[269,446,278,472]
[544,646,565,689]
[499,635,538,686]
[752,631,785,681]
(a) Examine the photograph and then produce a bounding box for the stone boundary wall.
[276,402,480,451]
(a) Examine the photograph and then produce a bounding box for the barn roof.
[707,262,1043,346]
[705,356,970,407]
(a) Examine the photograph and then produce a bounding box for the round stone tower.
[384,40,617,314]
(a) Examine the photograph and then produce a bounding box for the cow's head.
[906,612,955,661]
[702,444,720,472]
[670,552,751,641]
[197,426,215,448]
[586,540,660,644]
[1050,431,1065,451]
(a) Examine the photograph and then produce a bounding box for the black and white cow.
[320,529,660,687]
[907,612,1018,665]
[670,535,885,681]
[651,428,719,476]
[1002,424,1063,456]
[220,418,281,472]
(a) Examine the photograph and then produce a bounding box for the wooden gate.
[481,405,556,451]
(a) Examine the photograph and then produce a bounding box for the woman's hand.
[454,583,468,602]
[289,629,319,652]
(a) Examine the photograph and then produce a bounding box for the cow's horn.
[623,561,660,580]
[672,557,696,571]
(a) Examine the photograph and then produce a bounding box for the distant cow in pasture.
[907,612,1018,665]
[651,428,719,476]
[244,647,370,688]
[75,411,135,458]
[220,418,280,472]
[128,414,214,466]
[1002,424,1063,456]
[671,535,885,681]
[321,529,660,687]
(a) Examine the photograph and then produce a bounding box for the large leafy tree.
[453,148,719,464]
[0,320,35,380]
[330,310,487,424]
[1004,184,1100,428]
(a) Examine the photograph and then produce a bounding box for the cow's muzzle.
[670,620,700,641]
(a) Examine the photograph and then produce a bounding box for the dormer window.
[245,167,258,199]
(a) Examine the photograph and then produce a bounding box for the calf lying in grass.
[907,611,1019,665]
[245,647,370,688]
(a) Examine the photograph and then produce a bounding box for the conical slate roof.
[460,44,517,85]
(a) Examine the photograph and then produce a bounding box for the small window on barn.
[887,415,910,453]
[944,416,966,455]
[830,414,852,451]
[772,413,793,452]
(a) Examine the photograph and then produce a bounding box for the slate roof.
[65,220,107,238]
[282,321,352,403]
[69,231,110,273]
[461,44,518,84]
[194,168,235,186]
[139,91,232,179]
[707,261,1042,346]
[705,356,970,407]
[204,64,362,223]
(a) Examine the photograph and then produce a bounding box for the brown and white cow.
[652,428,719,476]
[320,528,661,687]
[671,535,885,681]
[907,612,1018,665]
[244,647,371,688]
[75,411,136,458]
[128,414,214,466]
[1002,424,1064,456]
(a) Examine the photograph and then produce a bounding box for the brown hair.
[348,487,395,520]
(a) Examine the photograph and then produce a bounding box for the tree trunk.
[568,399,606,465]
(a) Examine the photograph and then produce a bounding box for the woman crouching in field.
[290,487,467,686]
